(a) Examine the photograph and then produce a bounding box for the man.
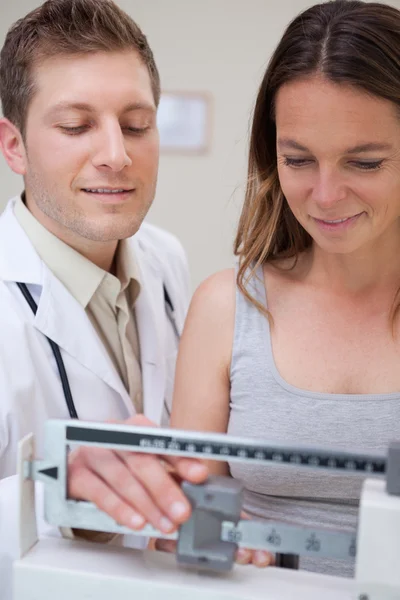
[0,0,208,596]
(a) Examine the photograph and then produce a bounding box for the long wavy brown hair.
[234,0,400,321]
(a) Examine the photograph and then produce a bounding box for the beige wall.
[1,0,399,289]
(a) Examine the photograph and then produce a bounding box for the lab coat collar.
[0,198,167,423]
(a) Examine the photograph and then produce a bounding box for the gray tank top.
[227,264,400,577]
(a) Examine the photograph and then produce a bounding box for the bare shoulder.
[178,269,235,377]
[189,268,236,317]
[180,268,236,348]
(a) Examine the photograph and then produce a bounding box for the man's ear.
[0,118,27,175]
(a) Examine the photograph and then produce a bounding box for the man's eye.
[59,126,88,135]
[58,125,150,136]
[350,160,384,171]
[124,127,150,135]
[283,157,313,168]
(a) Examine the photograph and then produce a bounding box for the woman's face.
[275,76,400,255]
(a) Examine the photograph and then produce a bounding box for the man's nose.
[91,123,132,172]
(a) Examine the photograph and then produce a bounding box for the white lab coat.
[0,197,190,598]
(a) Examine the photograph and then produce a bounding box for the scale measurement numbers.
[66,425,387,474]
[222,522,357,560]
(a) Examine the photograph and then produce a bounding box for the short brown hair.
[0,0,161,136]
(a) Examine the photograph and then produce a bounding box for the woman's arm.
[168,269,273,567]
[170,269,236,475]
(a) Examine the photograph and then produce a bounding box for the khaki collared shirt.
[14,195,143,413]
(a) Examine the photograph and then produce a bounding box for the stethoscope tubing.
[17,282,78,418]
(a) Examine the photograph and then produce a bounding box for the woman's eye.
[351,160,383,171]
[282,157,384,171]
[283,157,313,168]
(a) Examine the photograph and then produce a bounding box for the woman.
[169,0,400,577]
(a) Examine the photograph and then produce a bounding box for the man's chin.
[80,215,145,242]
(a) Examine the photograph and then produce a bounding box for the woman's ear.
[0,118,27,175]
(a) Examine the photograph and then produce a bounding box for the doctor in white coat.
[0,200,189,470]
[0,1,209,597]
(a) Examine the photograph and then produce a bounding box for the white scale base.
[14,536,358,600]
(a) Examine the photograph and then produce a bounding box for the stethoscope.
[16,281,181,420]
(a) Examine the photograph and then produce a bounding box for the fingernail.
[169,501,188,520]
[254,550,271,565]
[131,514,146,529]
[188,464,207,478]
[237,548,250,560]
[160,516,174,532]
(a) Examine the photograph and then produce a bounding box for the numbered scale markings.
[66,425,387,474]
[221,520,356,559]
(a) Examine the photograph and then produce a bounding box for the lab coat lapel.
[133,238,166,424]
[34,267,134,416]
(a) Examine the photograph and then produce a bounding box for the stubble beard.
[25,163,155,242]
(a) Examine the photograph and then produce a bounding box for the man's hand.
[67,415,209,534]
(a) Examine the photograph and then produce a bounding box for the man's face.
[22,50,159,243]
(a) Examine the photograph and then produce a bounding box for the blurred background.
[1,0,399,289]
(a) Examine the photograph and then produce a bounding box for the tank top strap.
[231,262,269,378]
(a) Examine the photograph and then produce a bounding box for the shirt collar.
[14,194,140,308]
[115,238,141,305]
